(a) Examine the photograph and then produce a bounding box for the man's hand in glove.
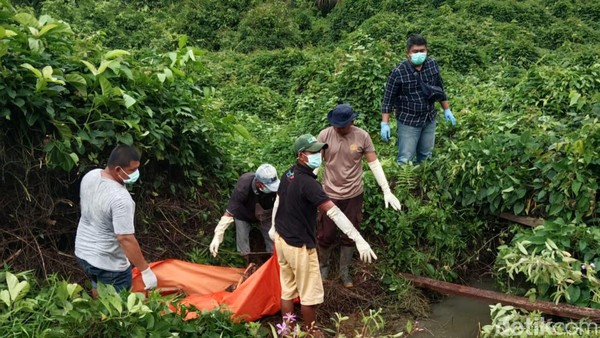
[209,215,234,257]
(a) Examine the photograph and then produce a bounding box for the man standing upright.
[270,134,377,336]
[380,34,456,164]
[75,145,157,297]
[318,104,402,288]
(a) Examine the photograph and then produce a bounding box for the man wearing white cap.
[209,164,280,265]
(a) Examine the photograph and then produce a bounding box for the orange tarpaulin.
[131,256,281,322]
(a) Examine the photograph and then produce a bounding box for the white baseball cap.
[255,164,280,192]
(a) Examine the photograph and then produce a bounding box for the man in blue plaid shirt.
[380,34,456,164]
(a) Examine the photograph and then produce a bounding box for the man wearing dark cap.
[317,104,402,288]
[268,134,377,335]
[209,164,280,265]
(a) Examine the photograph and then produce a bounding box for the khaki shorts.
[275,233,324,306]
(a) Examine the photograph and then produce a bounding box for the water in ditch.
[411,278,496,338]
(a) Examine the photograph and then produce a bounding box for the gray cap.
[255,164,280,192]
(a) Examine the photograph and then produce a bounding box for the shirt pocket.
[422,69,440,86]
[400,79,419,96]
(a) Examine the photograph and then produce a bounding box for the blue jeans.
[396,119,436,164]
[76,257,132,291]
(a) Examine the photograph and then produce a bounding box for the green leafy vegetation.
[0,270,262,337]
[1,0,599,335]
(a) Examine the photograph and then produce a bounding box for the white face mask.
[306,153,322,169]
[121,168,140,184]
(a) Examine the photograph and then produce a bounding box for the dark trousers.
[317,193,363,248]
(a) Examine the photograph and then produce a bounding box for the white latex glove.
[268,195,279,241]
[209,215,234,257]
[326,205,377,263]
[141,267,158,290]
[368,159,402,211]
[354,237,376,264]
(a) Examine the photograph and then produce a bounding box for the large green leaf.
[13,13,38,27]
[65,73,87,96]
[7,271,29,302]
[20,63,41,78]
[104,49,130,60]
[81,60,98,76]
[98,76,112,95]
[0,290,10,307]
[68,152,79,166]
[571,180,582,195]
[566,285,581,304]
[97,60,114,75]
[513,202,524,215]
[117,133,133,145]
[38,23,58,37]
[232,123,254,140]
[178,35,188,49]
[52,120,72,141]
[123,93,136,108]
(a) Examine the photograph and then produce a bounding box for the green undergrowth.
[1,0,599,335]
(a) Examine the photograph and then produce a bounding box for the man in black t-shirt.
[268,134,377,335]
[209,164,280,264]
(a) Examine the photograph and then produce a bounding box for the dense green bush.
[349,12,415,47]
[168,0,257,51]
[1,7,226,179]
[325,0,383,42]
[41,0,176,50]
[455,0,552,28]
[329,37,395,129]
[496,219,600,308]
[236,48,308,96]
[2,0,600,331]
[235,2,301,52]
[221,83,286,118]
[362,161,486,281]
[423,111,599,223]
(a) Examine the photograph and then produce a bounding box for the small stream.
[411,278,495,338]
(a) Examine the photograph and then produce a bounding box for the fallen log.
[499,213,544,227]
[401,273,600,321]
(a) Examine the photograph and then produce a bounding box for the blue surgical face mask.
[306,153,322,169]
[122,169,140,184]
[410,52,427,65]
[259,186,271,194]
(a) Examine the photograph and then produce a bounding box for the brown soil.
[259,260,430,337]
